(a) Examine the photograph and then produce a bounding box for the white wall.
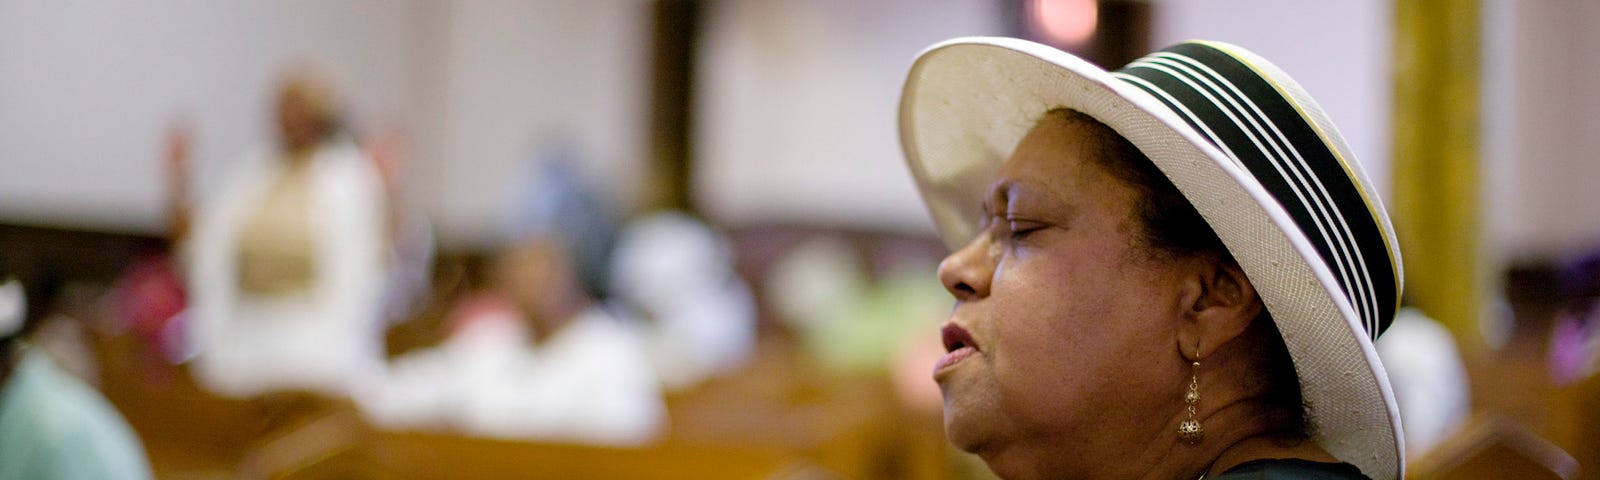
[417,0,648,249]
[0,0,422,233]
[0,0,1427,249]
[694,0,1004,234]
[1150,0,1395,203]
[0,0,647,249]
[1483,0,1600,259]
[20,0,1600,261]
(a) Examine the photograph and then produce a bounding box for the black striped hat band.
[1110,43,1399,341]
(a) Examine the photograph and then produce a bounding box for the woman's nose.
[938,235,995,302]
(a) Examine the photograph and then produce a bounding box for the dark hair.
[1045,108,1312,439]
[0,268,62,361]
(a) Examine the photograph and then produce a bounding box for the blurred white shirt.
[364,304,664,446]
[1374,308,1470,457]
[185,139,388,399]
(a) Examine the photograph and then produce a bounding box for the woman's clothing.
[186,138,388,399]
[1214,458,1370,480]
[234,159,319,296]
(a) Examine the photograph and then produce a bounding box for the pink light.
[1032,0,1098,46]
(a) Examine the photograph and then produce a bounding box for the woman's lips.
[934,323,980,375]
[933,345,977,375]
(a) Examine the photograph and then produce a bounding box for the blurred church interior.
[2,1,1599,478]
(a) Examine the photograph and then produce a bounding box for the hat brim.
[899,37,1402,479]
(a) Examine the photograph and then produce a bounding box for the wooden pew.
[367,431,793,480]
[1406,415,1579,480]
[97,329,924,479]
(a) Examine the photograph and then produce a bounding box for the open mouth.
[941,323,978,353]
[934,323,980,376]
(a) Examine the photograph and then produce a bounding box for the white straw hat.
[899,37,1404,479]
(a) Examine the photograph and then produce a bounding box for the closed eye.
[1006,220,1046,241]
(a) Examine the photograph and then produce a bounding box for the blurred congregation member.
[1551,251,1600,480]
[364,155,663,445]
[1551,251,1600,385]
[608,211,756,392]
[185,67,388,399]
[0,274,153,479]
[1374,307,1469,457]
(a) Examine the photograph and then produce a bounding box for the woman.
[187,68,388,399]
[901,39,1403,479]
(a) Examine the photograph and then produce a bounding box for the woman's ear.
[1176,259,1264,360]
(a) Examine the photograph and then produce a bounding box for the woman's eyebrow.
[1001,179,1049,206]
[983,179,1013,214]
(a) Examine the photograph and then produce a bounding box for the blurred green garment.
[0,347,152,480]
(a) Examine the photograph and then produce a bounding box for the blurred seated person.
[1549,250,1600,480]
[608,211,756,392]
[185,66,388,399]
[1551,251,1600,385]
[364,155,662,445]
[1374,307,1469,457]
[0,275,153,479]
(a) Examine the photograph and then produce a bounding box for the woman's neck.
[1135,366,1331,479]
[1205,432,1340,477]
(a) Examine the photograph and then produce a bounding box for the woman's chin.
[941,401,992,454]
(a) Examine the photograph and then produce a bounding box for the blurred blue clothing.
[504,151,618,300]
[0,347,152,480]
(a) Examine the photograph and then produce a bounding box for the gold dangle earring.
[1178,346,1204,444]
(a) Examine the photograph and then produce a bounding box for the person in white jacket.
[185,68,388,400]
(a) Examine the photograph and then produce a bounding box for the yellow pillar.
[1391,0,1483,348]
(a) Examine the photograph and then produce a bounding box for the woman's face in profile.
[933,113,1203,477]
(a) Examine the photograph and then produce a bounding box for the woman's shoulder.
[1213,458,1371,480]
